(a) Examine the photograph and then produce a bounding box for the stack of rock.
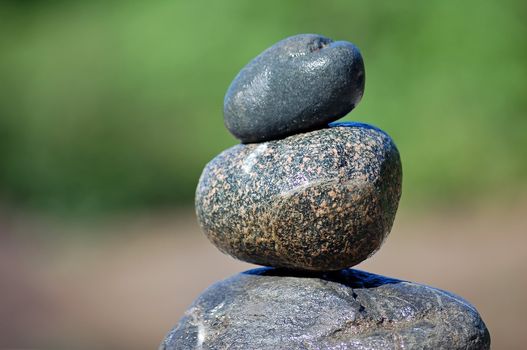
[161,34,490,349]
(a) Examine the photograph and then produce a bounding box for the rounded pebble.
[195,122,402,271]
[224,34,365,143]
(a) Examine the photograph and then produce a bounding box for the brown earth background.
[1,200,526,349]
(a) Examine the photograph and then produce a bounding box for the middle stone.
[196,122,402,271]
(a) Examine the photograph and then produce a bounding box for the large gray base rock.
[161,268,490,350]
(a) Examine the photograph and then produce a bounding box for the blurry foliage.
[0,0,526,213]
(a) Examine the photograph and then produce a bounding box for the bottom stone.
[161,268,490,350]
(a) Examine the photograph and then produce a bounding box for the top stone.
[224,34,365,143]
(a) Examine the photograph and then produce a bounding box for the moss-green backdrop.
[0,0,525,212]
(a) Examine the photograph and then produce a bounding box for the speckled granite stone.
[195,122,402,271]
[224,34,365,143]
[160,268,490,350]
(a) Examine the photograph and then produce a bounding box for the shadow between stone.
[243,267,402,289]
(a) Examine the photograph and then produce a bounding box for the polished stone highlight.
[224,34,365,143]
[160,268,490,350]
[196,123,402,271]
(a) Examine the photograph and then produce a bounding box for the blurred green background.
[0,0,526,213]
[1,2,527,349]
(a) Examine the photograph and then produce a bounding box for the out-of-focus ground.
[1,201,526,350]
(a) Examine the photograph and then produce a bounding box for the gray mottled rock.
[224,34,365,143]
[160,268,490,350]
[196,122,402,271]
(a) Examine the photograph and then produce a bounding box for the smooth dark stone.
[195,123,402,271]
[160,268,490,350]
[224,34,365,143]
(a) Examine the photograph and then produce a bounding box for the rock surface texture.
[161,268,490,350]
[161,33,491,349]
[196,122,402,271]
[224,34,365,143]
